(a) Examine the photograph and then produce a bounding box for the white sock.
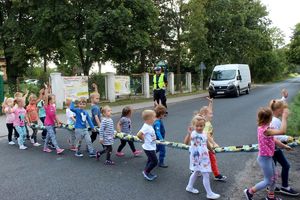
[187,171,199,188]
[202,172,214,196]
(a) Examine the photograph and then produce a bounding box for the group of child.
[2,84,299,199]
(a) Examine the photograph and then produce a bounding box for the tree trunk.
[43,56,47,72]
[140,50,146,72]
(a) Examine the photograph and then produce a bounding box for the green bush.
[287,92,300,136]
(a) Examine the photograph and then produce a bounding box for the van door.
[238,69,247,90]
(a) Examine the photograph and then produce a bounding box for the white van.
[208,64,251,98]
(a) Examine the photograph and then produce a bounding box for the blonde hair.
[269,99,287,111]
[2,97,14,108]
[257,107,273,126]
[78,97,87,104]
[199,106,209,116]
[102,105,111,115]
[191,115,206,127]
[90,92,100,99]
[29,94,37,101]
[14,92,23,99]
[142,110,155,121]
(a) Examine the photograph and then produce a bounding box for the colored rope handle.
[30,124,300,153]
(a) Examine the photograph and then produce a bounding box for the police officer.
[153,66,168,110]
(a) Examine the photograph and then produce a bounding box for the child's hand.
[282,108,289,118]
[154,101,158,107]
[285,145,292,151]
[92,83,98,89]
[206,97,213,102]
[187,126,193,134]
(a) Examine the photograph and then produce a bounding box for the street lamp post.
[199,62,206,91]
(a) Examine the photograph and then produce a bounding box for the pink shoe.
[56,148,65,154]
[133,150,142,157]
[43,148,52,153]
[70,146,78,152]
[116,152,125,157]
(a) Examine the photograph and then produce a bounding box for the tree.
[288,23,300,65]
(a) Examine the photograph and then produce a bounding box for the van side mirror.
[237,75,242,80]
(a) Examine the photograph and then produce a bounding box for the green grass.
[56,90,206,113]
[260,73,300,84]
[287,92,300,137]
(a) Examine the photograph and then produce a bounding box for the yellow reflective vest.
[153,73,166,90]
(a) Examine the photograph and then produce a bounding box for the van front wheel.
[235,88,240,97]
[246,86,250,94]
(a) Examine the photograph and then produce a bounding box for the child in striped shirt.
[96,106,115,165]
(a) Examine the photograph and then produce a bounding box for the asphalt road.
[0,78,300,200]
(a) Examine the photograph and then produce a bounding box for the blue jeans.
[15,126,26,146]
[254,156,276,192]
[144,150,158,173]
[273,149,290,188]
[44,126,60,149]
[156,144,166,164]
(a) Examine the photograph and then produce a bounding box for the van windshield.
[211,70,236,81]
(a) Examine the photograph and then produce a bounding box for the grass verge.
[287,91,300,137]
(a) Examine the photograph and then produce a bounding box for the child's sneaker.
[19,145,27,150]
[149,173,157,180]
[75,151,83,157]
[206,192,220,199]
[89,152,96,158]
[185,186,199,194]
[8,141,15,145]
[43,148,52,153]
[56,148,64,154]
[280,187,299,196]
[104,160,115,165]
[142,171,154,181]
[133,150,142,156]
[214,174,227,181]
[33,142,41,147]
[244,189,254,200]
[116,152,125,157]
[70,146,78,152]
[30,138,35,144]
[96,151,101,160]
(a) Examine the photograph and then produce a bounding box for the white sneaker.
[19,145,28,150]
[8,141,15,145]
[30,138,35,144]
[33,143,41,147]
[186,186,199,194]
[206,193,220,199]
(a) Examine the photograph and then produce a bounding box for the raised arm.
[207,97,213,113]
[92,83,99,93]
[265,109,288,136]
[44,88,49,105]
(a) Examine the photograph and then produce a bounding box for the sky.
[260,0,300,44]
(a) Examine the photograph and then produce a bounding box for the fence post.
[168,72,175,95]
[50,72,64,109]
[186,72,192,93]
[143,72,150,98]
[106,72,116,102]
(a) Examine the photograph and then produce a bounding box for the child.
[153,105,168,168]
[37,89,47,141]
[186,115,220,199]
[13,98,30,150]
[137,110,158,181]
[42,87,64,154]
[37,90,47,141]
[281,88,288,102]
[2,97,16,145]
[66,98,76,151]
[244,107,291,200]
[199,98,227,181]
[269,100,299,196]
[14,90,30,140]
[90,85,101,143]
[96,106,115,165]
[116,106,142,157]
[26,93,42,147]
[70,97,96,157]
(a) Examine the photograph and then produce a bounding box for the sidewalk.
[0,92,208,138]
